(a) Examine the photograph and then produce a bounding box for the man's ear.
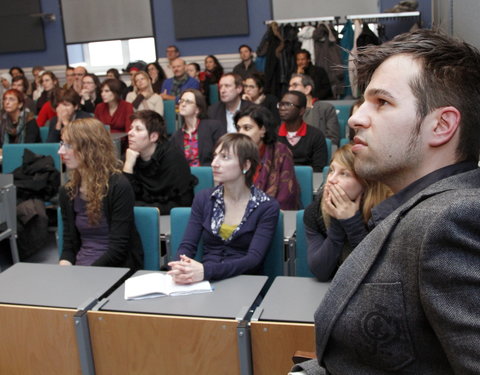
[428,106,460,147]
[305,85,313,96]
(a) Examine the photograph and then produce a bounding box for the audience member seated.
[63,66,75,89]
[46,89,91,142]
[126,71,164,116]
[11,76,35,114]
[72,66,87,94]
[171,89,225,166]
[9,66,24,79]
[79,73,102,114]
[232,44,259,80]
[207,73,252,133]
[277,91,328,172]
[30,65,45,101]
[303,144,391,281]
[186,62,201,81]
[199,55,223,104]
[95,79,134,133]
[0,89,40,145]
[235,105,300,210]
[58,118,143,269]
[36,71,59,117]
[293,49,332,100]
[123,110,195,215]
[146,62,167,94]
[290,73,340,145]
[168,133,280,283]
[242,73,280,125]
[161,58,200,102]
[106,68,129,99]
[162,45,180,78]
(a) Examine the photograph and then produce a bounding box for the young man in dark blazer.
[293,30,480,374]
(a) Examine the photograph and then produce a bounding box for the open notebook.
[124,272,213,300]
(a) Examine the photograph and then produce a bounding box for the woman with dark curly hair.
[200,55,224,104]
[58,117,143,268]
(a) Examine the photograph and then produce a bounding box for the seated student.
[123,110,195,214]
[242,73,280,125]
[277,91,328,172]
[11,76,35,114]
[186,62,201,81]
[126,71,164,116]
[58,118,143,269]
[160,58,200,102]
[95,78,134,133]
[199,55,223,105]
[1,89,40,145]
[146,62,167,94]
[36,72,60,126]
[235,105,300,210]
[303,144,391,281]
[46,89,91,142]
[168,133,280,283]
[171,89,225,166]
[106,68,129,99]
[79,73,102,114]
[289,73,340,145]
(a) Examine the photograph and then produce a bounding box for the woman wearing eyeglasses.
[241,73,280,125]
[58,117,143,268]
[171,89,225,166]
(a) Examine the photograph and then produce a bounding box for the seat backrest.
[39,126,49,143]
[134,206,160,270]
[169,208,285,281]
[322,166,330,185]
[325,137,332,163]
[295,210,314,277]
[2,143,61,173]
[190,166,214,194]
[169,207,203,261]
[334,104,353,140]
[57,206,160,270]
[209,84,219,105]
[164,100,176,135]
[294,165,313,209]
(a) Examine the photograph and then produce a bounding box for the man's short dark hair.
[354,29,480,163]
[296,49,311,60]
[234,104,277,145]
[245,72,265,91]
[238,44,252,53]
[11,76,29,93]
[285,90,307,109]
[131,110,167,143]
[167,45,179,53]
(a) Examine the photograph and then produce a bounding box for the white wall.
[272,0,379,20]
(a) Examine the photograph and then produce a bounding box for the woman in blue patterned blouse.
[168,133,280,283]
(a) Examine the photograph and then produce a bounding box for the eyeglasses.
[277,101,301,109]
[60,141,73,150]
[178,98,195,106]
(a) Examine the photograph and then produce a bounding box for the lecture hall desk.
[0,262,129,375]
[250,276,330,375]
[88,271,267,375]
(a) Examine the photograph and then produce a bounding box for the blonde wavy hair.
[322,143,392,227]
[132,71,154,98]
[63,118,122,225]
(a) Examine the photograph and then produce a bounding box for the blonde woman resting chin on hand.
[168,133,280,284]
[303,144,392,281]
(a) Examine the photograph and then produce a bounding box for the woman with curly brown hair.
[58,117,143,268]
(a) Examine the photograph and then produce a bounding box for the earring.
[242,169,247,174]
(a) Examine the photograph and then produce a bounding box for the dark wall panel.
[172,0,249,39]
[0,0,46,53]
